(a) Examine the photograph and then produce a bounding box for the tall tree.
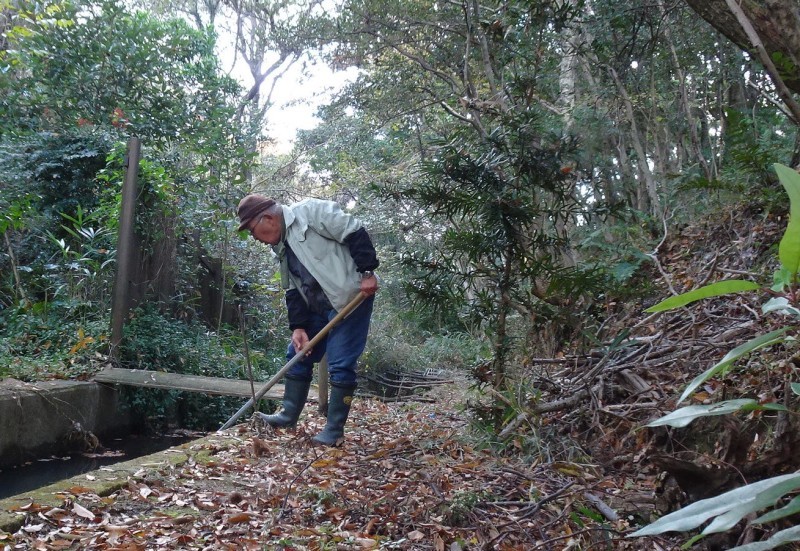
[310,0,608,406]
[133,0,335,143]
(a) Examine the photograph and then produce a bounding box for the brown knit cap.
[236,194,277,232]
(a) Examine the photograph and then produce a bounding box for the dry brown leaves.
[0,388,663,550]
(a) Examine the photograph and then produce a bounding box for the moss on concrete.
[0,433,240,534]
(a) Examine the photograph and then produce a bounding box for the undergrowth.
[117,305,273,431]
[0,300,109,381]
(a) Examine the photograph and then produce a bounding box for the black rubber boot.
[256,377,311,428]
[312,383,356,446]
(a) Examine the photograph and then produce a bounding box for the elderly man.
[237,194,379,446]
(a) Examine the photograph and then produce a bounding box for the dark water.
[0,432,197,499]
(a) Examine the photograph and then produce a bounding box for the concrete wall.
[0,380,132,469]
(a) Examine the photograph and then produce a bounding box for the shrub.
[118,305,258,431]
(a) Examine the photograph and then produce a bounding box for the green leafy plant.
[632,474,800,545]
[629,164,800,548]
[644,164,799,421]
[0,300,109,380]
[118,305,252,430]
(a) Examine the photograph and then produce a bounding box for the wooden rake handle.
[218,292,368,431]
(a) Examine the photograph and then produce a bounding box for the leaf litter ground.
[0,377,671,550]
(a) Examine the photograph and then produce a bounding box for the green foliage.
[645,280,761,313]
[1,0,242,145]
[632,164,800,546]
[0,130,115,224]
[397,121,611,418]
[0,0,263,438]
[363,291,489,376]
[676,328,791,405]
[0,131,122,310]
[442,490,493,526]
[645,399,788,429]
[118,306,255,430]
[775,164,800,278]
[0,300,109,380]
[629,474,800,543]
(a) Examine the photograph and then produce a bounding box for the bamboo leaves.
[645,398,788,428]
[645,280,760,313]
[775,163,800,282]
[676,328,791,404]
[629,473,800,538]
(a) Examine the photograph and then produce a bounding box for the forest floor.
[0,376,677,550]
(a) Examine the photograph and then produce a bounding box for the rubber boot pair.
[312,382,357,447]
[256,376,311,428]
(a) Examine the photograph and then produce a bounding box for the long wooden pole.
[110,137,140,359]
[218,292,367,431]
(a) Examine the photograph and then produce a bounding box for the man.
[236,194,379,446]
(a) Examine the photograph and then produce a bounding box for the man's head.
[237,194,283,245]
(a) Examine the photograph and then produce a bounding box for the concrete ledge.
[0,379,132,469]
[0,433,238,533]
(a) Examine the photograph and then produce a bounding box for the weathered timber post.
[318,354,329,415]
[109,137,141,360]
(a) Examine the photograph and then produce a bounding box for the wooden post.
[109,137,140,360]
[318,354,329,416]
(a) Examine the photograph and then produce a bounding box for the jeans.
[285,295,374,386]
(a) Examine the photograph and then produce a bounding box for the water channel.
[0,431,198,500]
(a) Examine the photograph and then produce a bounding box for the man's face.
[249,214,281,245]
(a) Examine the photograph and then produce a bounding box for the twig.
[697,253,719,287]
[530,528,625,550]
[717,267,760,278]
[582,491,619,522]
[492,482,576,527]
[647,252,679,297]
[498,383,603,440]
[277,444,322,520]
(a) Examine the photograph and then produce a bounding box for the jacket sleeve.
[285,288,310,330]
[344,227,380,272]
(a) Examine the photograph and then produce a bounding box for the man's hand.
[360,273,378,296]
[291,328,310,355]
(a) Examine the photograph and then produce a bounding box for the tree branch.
[724,0,800,125]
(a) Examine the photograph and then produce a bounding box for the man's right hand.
[291,328,311,355]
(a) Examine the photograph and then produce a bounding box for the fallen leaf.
[227,512,254,524]
[72,502,95,520]
[408,530,425,541]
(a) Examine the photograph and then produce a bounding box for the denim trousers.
[285,295,374,386]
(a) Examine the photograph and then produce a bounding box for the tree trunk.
[659,0,713,181]
[492,246,514,431]
[685,0,800,95]
[609,67,661,219]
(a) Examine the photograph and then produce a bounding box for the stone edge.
[0,432,242,534]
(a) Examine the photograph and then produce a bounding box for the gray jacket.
[272,199,364,311]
